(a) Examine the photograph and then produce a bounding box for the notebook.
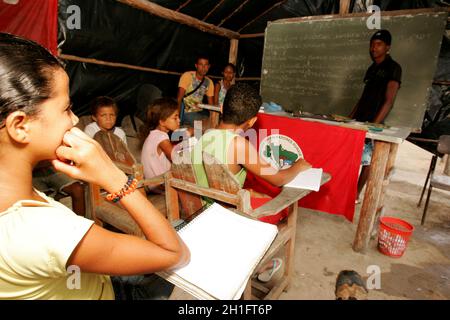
[157,203,278,300]
[285,168,323,191]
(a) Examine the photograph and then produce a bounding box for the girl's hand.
[51,127,126,193]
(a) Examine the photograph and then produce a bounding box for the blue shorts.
[361,139,374,166]
[182,110,209,127]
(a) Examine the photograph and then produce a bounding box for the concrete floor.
[169,141,450,300]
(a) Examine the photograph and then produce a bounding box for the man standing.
[177,55,215,126]
[349,29,402,201]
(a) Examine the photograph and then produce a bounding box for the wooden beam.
[116,0,239,39]
[235,77,261,81]
[229,38,239,65]
[59,53,224,80]
[217,0,252,27]
[239,33,265,38]
[274,7,449,24]
[202,0,226,21]
[59,53,181,76]
[340,0,351,15]
[237,0,286,33]
[176,0,192,12]
[353,141,391,253]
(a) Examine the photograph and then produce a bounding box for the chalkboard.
[260,10,448,130]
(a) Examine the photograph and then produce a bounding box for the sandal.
[257,258,283,282]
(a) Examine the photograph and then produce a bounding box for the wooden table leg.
[370,143,399,239]
[352,141,390,253]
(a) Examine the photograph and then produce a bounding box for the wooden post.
[116,0,239,39]
[353,141,390,252]
[284,201,298,291]
[370,143,399,239]
[229,38,239,65]
[340,0,351,15]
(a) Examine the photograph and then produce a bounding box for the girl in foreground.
[0,33,189,299]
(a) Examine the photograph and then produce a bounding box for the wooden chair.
[165,150,331,300]
[87,130,166,237]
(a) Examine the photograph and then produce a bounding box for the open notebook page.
[160,203,278,300]
[285,168,323,191]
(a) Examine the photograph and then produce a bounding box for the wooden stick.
[340,0,351,15]
[176,0,192,12]
[229,38,239,65]
[116,0,239,39]
[237,0,286,33]
[239,33,265,38]
[353,141,391,253]
[217,0,252,27]
[274,7,449,24]
[235,77,261,81]
[59,53,224,80]
[433,80,450,86]
[59,53,181,76]
[202,0,226,21]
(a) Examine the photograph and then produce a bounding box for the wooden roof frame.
[60,0,448,80]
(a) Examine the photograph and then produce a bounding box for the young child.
[141,97,180,179]
[192,82,311,282]
[84,96,127,145]
[214,63,236,111]
[0,33,189,300]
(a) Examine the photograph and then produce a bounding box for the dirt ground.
[169,140,450,300]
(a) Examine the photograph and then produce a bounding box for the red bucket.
[378,217,414,258]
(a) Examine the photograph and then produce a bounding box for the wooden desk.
[262,112,411,253]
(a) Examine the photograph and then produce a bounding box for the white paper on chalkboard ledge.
[285,168,323,191]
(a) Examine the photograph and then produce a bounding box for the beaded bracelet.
[106,175,138,203]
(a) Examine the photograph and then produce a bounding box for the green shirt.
[192,129,246,189]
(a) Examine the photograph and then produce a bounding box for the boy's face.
[195,58,210,78]
[93,106,117,131]
[370,39,390,61]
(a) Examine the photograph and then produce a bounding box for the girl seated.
[0,33,189,300]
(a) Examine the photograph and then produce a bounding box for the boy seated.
[191,83,312,281]
[84,96,127,145]
[192,82,311,218]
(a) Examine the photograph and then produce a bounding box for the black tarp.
[58,0,450,138]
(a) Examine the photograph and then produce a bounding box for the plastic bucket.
[378,217,414,258]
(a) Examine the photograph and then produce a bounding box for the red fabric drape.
[244,113,366,222]
[0,0,58,55]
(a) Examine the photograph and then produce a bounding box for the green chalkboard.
[260,10,448,130]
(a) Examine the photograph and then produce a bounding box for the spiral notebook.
[157,203,278,300]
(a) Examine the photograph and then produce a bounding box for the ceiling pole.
[228,38,239,65]
[217,0,252,27]
[176,0,192,12]
[202,0,227,21]
[237,0,286,33]
[340,0,351,15]
[116,0,239,39]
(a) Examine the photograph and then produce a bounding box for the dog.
[335,270,368,300]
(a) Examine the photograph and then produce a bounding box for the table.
[258,112,411,253]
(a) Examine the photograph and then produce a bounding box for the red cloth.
[0,0,58,55]
[251,197,289,225]
[244,113,366,222]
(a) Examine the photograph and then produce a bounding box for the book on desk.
[157,203,278,300]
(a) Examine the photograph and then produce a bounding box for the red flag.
[0,0,58,55]
[244,113,366,222]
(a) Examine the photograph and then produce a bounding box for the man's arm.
[373,80,400,124]
[177,87,186,112]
